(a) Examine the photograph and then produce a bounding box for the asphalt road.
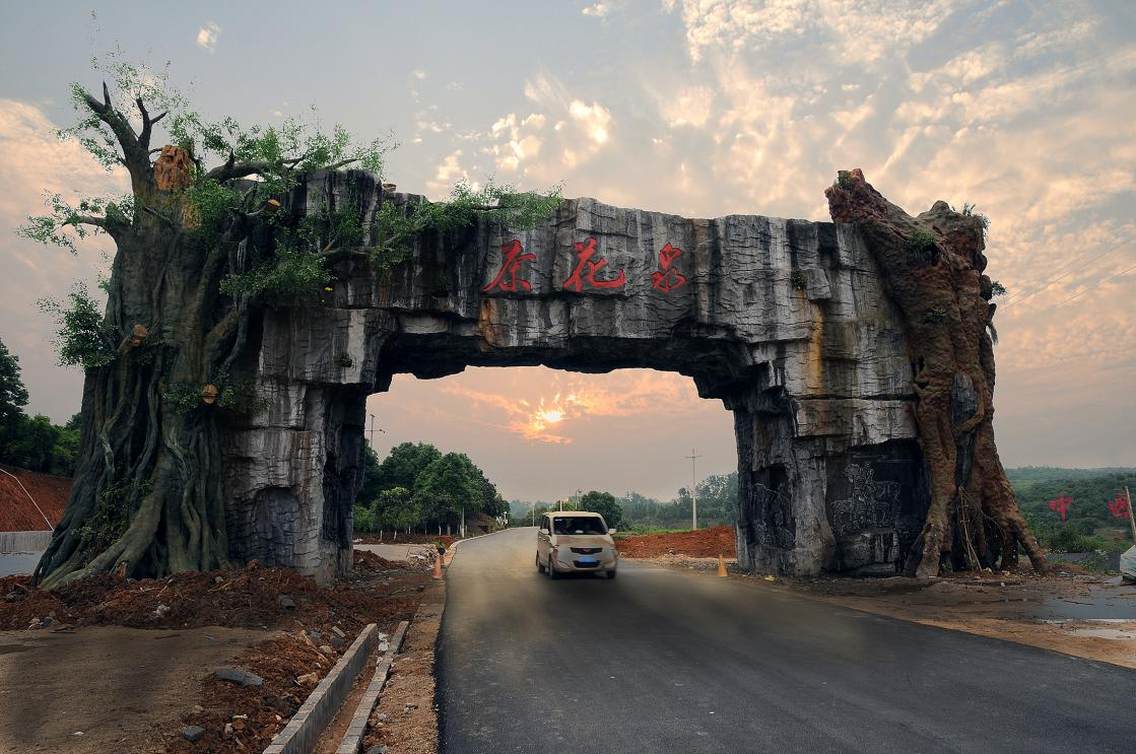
[437,527,1136,753]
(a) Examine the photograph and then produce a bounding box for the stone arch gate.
[222,172,929,582]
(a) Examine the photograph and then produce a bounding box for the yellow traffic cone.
[717,554,728,577]
[432,551,444,580]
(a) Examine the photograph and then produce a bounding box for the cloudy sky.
[0,1,1133,501]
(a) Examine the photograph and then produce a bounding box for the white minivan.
[536,511,618,579]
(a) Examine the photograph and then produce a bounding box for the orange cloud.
[441,370,703,444]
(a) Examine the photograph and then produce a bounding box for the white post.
[1125,486,1135,546]
[686,449,701,530]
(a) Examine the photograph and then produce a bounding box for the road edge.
[263,623,379,754]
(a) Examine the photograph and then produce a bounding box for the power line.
[1050,261,1136,307]
[1000,245,1123,309]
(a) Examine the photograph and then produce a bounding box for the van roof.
[549,511,602,517]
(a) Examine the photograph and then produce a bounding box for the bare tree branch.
[205,155,361,184]
[135,97,169,151]
[205,160,275,183]
[68,215,109,229]
[326,157,361,171]
[78,82,151,182]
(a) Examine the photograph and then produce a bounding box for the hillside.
[1006,466,1136,554]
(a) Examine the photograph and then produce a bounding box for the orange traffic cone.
[717,554,728,577]
[432,551,444,580]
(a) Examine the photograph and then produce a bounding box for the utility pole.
[1125,486,1135,545]
[367,413,376,448]
[685,448,701,530]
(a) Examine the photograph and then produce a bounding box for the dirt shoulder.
[361,579,444,754]
[792,570,1136,670]
[630,553,1136,670]
[0,550,438,753]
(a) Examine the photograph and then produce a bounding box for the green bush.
[1046,526,1106,553]
[354,504,377,533]
[905,228,938,266]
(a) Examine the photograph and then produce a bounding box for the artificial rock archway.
[221,171,929,582]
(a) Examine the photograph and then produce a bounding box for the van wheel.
[536,552,544,573]
[606,569,617,580]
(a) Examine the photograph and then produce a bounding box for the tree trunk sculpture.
[826,169,1045,577]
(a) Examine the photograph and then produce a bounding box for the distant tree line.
[353,441,506,537]
[509,472,739,533]
[1008,466,1136,554]
[0,338,81,477]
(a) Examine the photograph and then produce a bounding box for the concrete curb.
[444,528,510,566]
[263,623,380,754]
[334,620,409,754]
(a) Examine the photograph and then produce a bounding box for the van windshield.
[552,516,607,535]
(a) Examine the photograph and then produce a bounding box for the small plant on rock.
[905,228,938,267]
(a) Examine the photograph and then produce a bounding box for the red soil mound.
[616,526,736,559]
[0,464,70,530]
[1,554,428,634]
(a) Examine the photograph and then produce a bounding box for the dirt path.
[362,580,443,754]
[0,625,267,754]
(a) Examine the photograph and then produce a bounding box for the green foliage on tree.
[414,452,499,528]
[577,490,624,529]
[0,338,81,476]
[376,442,443,491]
[353,441,502,534]
[0,339,29,426]
[375,486,420,532]
[37,285,116,369]
[374,180,562,263]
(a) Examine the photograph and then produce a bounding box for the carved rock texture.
[224,171,929,580]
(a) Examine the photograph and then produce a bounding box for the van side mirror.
[608,528,617,535]
[539,527,549,534]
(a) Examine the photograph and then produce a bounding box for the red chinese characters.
[562,238,626,292]
[651,242,688,292]
[483,240,536,293]
[1108,492,1131,519]
[1048,496,1072,523]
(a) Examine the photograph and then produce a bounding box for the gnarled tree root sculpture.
[826,169,1046,577]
